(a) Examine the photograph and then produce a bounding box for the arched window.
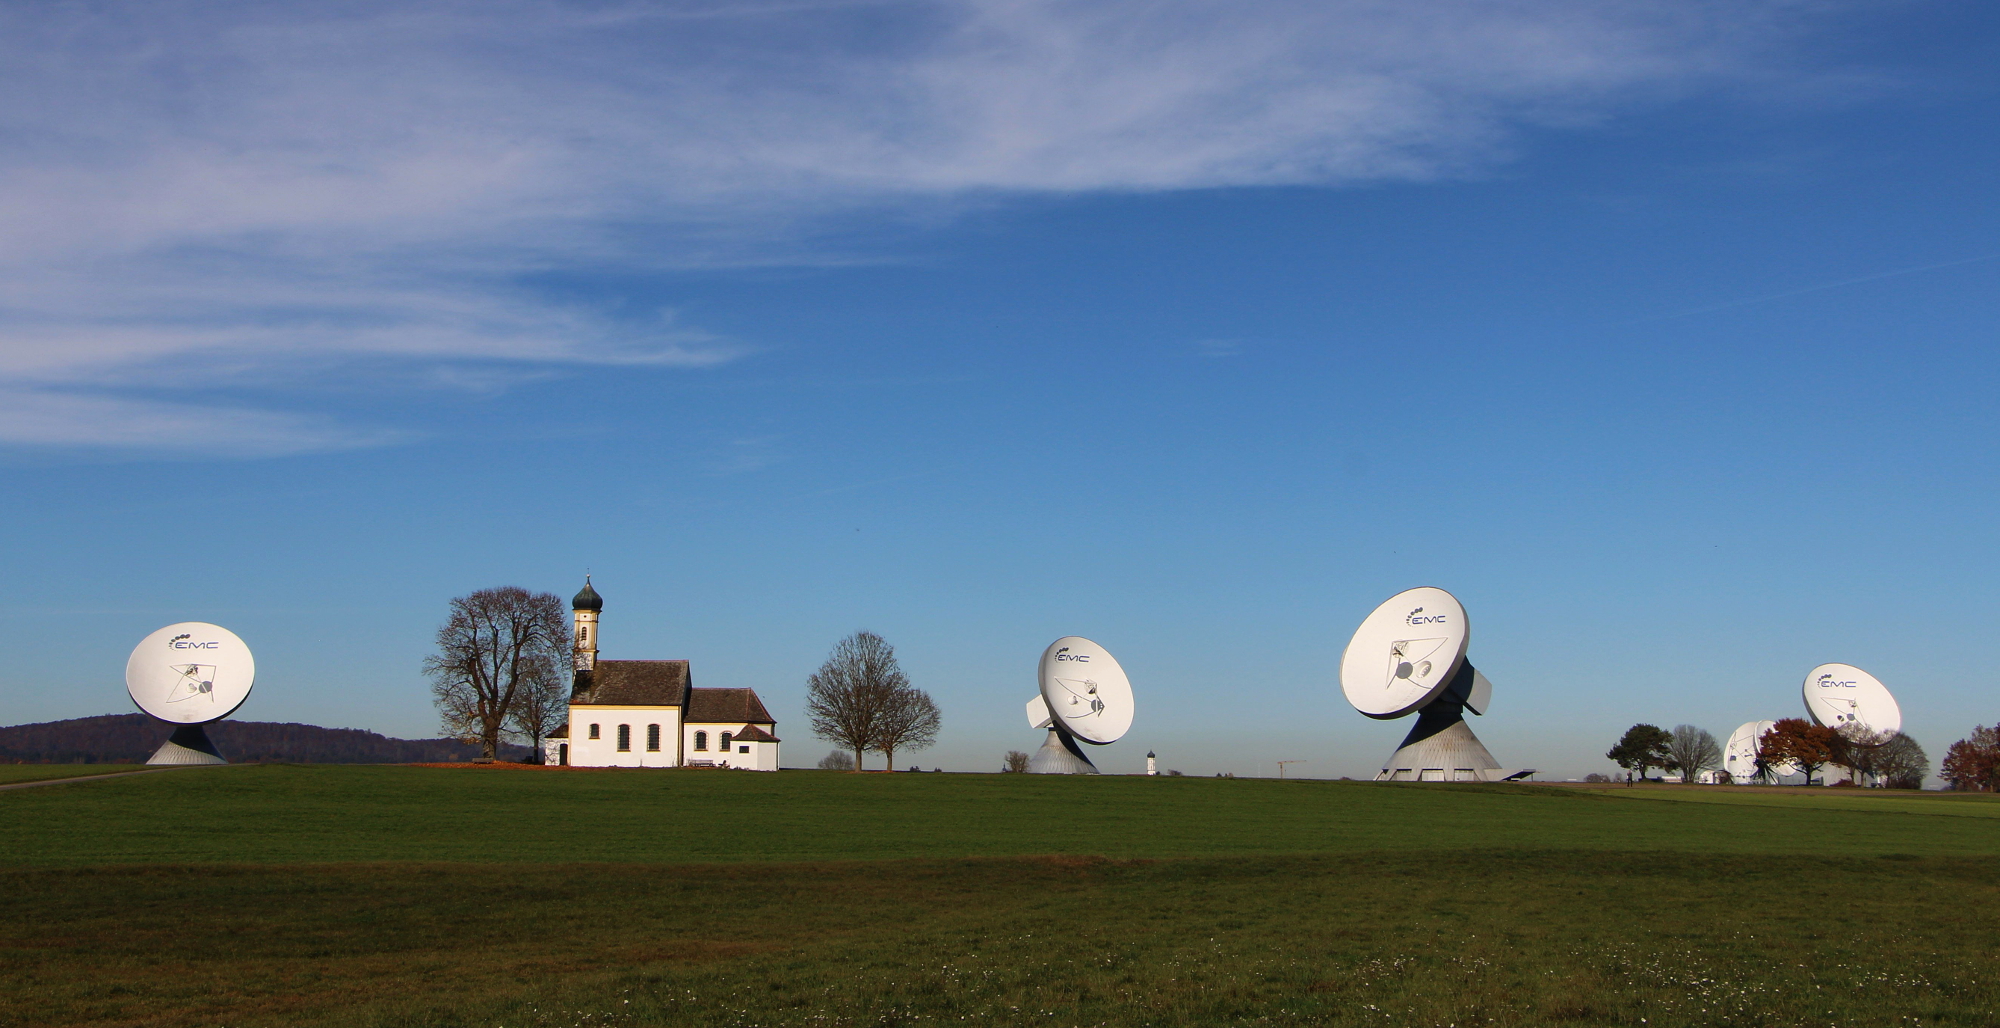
[694,731,708,751]
[588,724,600,740]
[647,724,661,752]
[617,724,631,752]
[720,732,733,752]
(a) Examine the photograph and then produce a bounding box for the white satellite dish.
[1721,719,1796,783]
[125,622,255,765]
[1801,663,1902,737]
[1340,587,1532,783]
[1340,586,1468,719]
[1025,636,1134,774]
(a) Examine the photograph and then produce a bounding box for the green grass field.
[0,764,154,785]
[5,766,1998,1028]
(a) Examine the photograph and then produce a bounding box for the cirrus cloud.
[0,0,1840,453]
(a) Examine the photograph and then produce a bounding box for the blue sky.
[3,1,1996,779]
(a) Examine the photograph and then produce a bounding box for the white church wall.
[684,722,743,766]
[731,739,779,770]
[567,706,683,767]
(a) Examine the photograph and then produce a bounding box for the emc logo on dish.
[1405,607,1448,626]
[168,633,220,650]
[1817,673,1856,689]
[1054,646,1091,662]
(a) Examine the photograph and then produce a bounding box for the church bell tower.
[572,576,602,671]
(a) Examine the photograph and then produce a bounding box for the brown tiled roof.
[547,723,569,739]
[685,687,774,724]
[571,660,691,707]
[732,723,780,743]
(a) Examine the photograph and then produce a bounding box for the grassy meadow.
[4,766,1998,1028]
[0,763,155,785]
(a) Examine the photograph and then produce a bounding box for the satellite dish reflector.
[1026,694,1054,730]
[1802,663,1901,736]
[126,622,255,724]
[1340,587,1468,719]
[1037,637,1133,745]
[1723,719,1795,780]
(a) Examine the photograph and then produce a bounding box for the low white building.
[543,578,780,770]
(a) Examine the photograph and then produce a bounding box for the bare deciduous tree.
[1003,750,1031,773]
[425,587,570,760]
[874,685,941,771]
[818,750,857,771]
[1874,732,1930,789]
[506,661,570,763]
[1665,724,1722,784]
[804,630,905,771]
[1831,725,1893,785]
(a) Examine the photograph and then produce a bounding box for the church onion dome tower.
[571,575,601,673]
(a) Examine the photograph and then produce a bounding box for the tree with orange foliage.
[1758,718,1839,786]
[1940,725,2000,792]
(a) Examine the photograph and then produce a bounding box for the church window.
[738,745,749,754]
[588,724,600,740]
[647,724,661,751]
[617,724,631,752]
[720,732,733,751]
[694,731,708,751]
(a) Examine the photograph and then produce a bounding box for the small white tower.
[572,576,602,671]
[1146,750,1157,776]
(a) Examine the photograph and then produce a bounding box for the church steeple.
[572,575,601,671]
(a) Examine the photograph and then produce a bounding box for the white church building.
[544,578,781,770]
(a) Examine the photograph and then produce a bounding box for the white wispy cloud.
[0,0,1833,452]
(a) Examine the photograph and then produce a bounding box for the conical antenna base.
[147,723,227,765]
[1375,702,1531,782]
[1027,727,1098,774]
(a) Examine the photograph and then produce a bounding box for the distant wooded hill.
[0,714,527,764]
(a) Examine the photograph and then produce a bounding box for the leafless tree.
[1664,724,1722,784]
[817,750,857,771]
[1831,725,1894,785]
[1003,750,1032,773]
[506,659,570,763]
[804,630,905,771]
[1874,732,1930,789]
[873,685,941,771]
[425,587,570,760]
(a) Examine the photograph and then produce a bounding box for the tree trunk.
[852,746,864,772]
[884,746,896,773]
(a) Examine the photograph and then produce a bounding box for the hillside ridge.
[0,713,521,764]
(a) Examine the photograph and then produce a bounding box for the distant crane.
[1277,760,1305,779]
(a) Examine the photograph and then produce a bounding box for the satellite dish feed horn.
[1339,588,1532,783]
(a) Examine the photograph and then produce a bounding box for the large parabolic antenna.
[126,622,255,765]
[1025,637,1134,774]
[1721,719,1797,783]
[1340,587,1530,783]
[1802,663,1902,737]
